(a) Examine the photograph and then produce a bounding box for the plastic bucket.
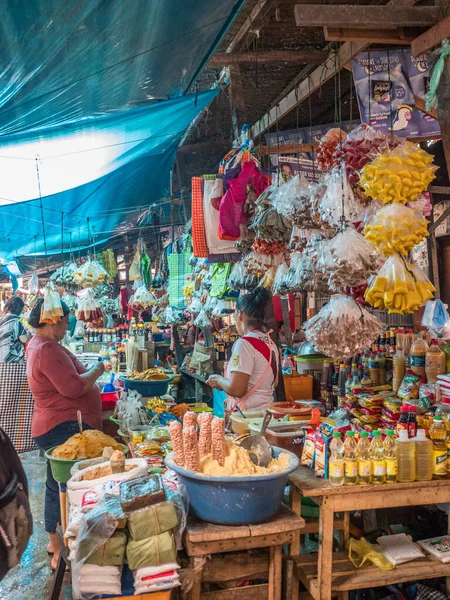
[120,375,173,396]
[165,447,299,525]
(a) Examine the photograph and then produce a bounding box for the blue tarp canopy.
[0,0,244,262]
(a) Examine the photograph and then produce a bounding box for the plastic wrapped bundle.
[194,309,212,328]
[422,300,450,335]
[129,285,156,311]
[319,166,365,227]
[73,259,109,288]
[365,253,435,314]
[40,282,64,324]
[360,141,438,204]
[229,262,247,291]
[50,262,78,286]
[317,128,346,171]
[272,263,290,296]
[271,175,319,229]
[76,289,103,324]
[304,294,384,358]
[317,226,381,291]
[333,124,398,184]
[364,204,429,256]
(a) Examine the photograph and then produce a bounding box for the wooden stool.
[183,505,304,600]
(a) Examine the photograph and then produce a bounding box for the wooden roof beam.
[294,6,439,29]
[325,26,423,45]
[210,50,328,65]
[411,15,450,57]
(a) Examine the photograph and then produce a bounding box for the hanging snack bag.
[76,289,103,324]
[314,433,330,478]
[40,282,64,324]
[317,128,346,171]
[319,166,364,227]
[301,432,316,469]
[73,260,109,288]
[360,141,438,204]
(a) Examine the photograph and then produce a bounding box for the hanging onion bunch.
[304,294,384,358]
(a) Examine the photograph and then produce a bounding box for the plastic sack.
[317,226,381,291]
[317,128,346,171]
[250,205,292,244]
[421,299,450,334]
[364,204,429,256]
[73,259,109,288]
[203,296,218,316]
[319,166,363,227]
[129,285,156,312]
[365,253,435,314]
[194,309,212,328]
[271,175,319,229]
[40,282,64,324]
[272,263,290,296]
[360,141,438,204]
[333,124,398,184]
[347,538,395,571]
[28,272,39,295]
[229,262,246,291]
[188,296,203,315]
[76,288,103,324]
[377,534,424,566]
[304,294,384,358]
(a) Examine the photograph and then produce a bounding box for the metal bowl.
[297,341,323,356]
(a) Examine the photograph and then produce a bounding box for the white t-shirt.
[228,331,277,411]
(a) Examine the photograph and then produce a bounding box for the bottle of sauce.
[410,333,428,378]
[392,348,406,393]
[413,429,433,481]
[369,353,379,386]
[396,406,409,436]
[337,363,347,408]
[331,364,340,409]
[397,430,416,482]
[425,339,445,384]
[408,405,417,438]
[320,360,331,405]
[430,416,448,479]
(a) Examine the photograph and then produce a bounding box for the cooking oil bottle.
[370,430,386,484]
[357,431,371,484]
[344,431,358,485]
[329,432,344,487]
[383,430,398,483]
[397,430,416,482]
[429,416,448,479]
[413,429,433,481]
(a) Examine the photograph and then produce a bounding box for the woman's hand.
[206,374,221,389]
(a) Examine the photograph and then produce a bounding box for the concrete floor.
[0,451,70,600]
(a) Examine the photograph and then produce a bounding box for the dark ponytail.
[236,287,272,324]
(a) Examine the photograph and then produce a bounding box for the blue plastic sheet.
[0,0,245,135]
[0,89,219,260]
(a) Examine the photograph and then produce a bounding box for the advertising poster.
[352,49,440,138]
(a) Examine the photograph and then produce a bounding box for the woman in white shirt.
[207,288,279,412]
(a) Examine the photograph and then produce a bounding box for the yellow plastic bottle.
[429,416,448,479]
[357,431,371,485]
[383,430,398,484]
[397,429,416,482]
[413,429,433,481]
[370,430,386,484]
[344,431,358,486]
[328,432,344,487]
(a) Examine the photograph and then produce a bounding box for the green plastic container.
[44,444,128,485]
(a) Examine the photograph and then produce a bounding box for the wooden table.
[288,467,450,600]
[183,505,304,600]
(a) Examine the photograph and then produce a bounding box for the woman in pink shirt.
[27,298,104,569]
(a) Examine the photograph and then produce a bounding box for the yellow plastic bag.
[347,537,395,571]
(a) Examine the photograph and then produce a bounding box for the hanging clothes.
[219,161,269,241]
[192,177,209,258]
[202,177,236,256]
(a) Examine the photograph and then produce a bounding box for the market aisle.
[0,451,70,600]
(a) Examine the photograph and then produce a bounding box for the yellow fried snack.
[52,430,123,460]
[364,204,428,256]
[147,397,169,414]
[129,368,169,381]
[360,142,437,204]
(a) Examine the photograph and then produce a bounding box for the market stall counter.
[287,466,450,600]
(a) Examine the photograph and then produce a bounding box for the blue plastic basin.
[165,446,299,525]
[120,375,172,397]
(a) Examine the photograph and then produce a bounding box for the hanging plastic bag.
[50,262,78,286]
[317,226,381,291]
[360,141,438,204]
[129,285,156,312]
[76,289,103,324]
[319,166,364,227]
[40,282,64,324]
[100,249,118,278]
[317,128,346,171]
[304,294,384,358]
[422,300,450,334]
[98,297,118,316]
[28,272,39,295]
[73,260,109,288]
[271,175,318,229]
[333,124,398,184]
[62,292,78,312]
[365,254,435,314]
[364,203,428,256]
[129,247,142,281]
[194,309,212,328]
[272,263,290,296]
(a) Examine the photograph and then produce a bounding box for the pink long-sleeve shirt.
[27,336,102,438]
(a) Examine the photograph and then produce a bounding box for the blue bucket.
[165,447,299,525]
